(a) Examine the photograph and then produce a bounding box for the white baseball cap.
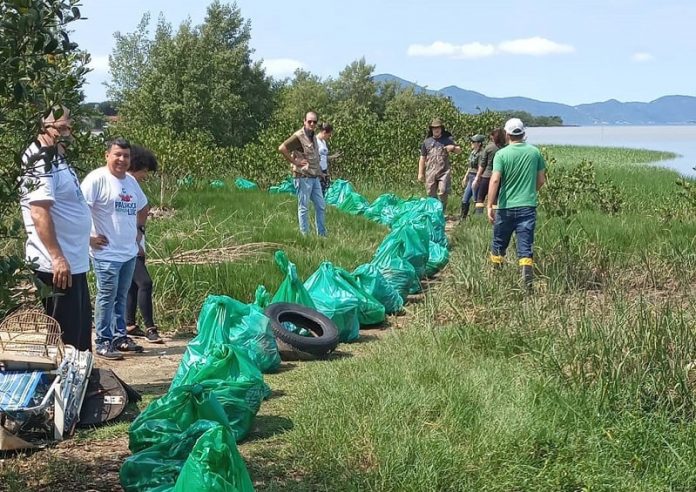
[504,118,525,136]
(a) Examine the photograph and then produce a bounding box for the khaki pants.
[425,168,451,210]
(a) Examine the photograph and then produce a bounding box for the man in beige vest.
[278,111,327,236]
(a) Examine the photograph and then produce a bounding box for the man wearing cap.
[418,118,462,211]
[278,111,327,236]
[460,134,485,220]
[487,118,546,290]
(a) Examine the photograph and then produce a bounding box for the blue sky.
[73,0,695,105]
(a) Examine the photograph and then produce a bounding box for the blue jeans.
[93,257,137,347]
[461,172,477,205]
[295,177,326,236]
[491,207,537,262]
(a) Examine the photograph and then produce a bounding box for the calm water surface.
[525,126,696,176]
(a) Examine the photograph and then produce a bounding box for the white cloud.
[498,37,575,56]
[407,41,496,58]
[262,58,305,78]
[631,52,655,62]
[88,54,110,72]
[407,37,574,59]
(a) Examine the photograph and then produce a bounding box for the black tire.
[264,302,339,357]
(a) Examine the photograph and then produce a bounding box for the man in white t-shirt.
[19,106,93,351]
[81,138,149,360]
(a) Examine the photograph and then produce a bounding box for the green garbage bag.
[120,419,220,492]
[374,223,430,280]
[371,246,420,298]
[392,198,448,248]
[334,267,385,325]
[175,295,280,374]
[254,285,271,309]
[271,250,316,308]
[177,175,194,188]
[324,179,357,206]
[363,193,404,225]
[210,179,226,189]
[130,381,257,450]
[173,424,254,492]
[234,178,258,190]
[352,263,404,314]
[269,176,296,195]
[172,343,269,411]
[304,262,360,342]
[426,241,449,277]
[335,191,369,215]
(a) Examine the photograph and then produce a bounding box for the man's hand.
[472,177,479,191]
[445,144,455,152]
[138,245,146,258]
[90,234,108,250]
[417,173,425,183]
[51,255,72,289]
[487,207,496,224]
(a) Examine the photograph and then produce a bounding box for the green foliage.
[111,121,229,205]
[501,109,563,127]
[111,2,274,148]
[0,0,89,316]
[540,154,624,219]
[235,76,505,187]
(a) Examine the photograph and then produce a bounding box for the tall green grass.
[240,146,696,490]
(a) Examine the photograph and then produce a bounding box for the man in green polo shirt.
[486,118,546,290]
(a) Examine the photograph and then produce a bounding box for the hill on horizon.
[373,74,696,126]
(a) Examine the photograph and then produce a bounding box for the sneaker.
[95,343,124,360]
[114,336,144,353]
[126,324,147,338]
[146,327,164,344]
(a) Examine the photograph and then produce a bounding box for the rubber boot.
[474,203,485,215]
[490,254,504,270]
[521,265,533,292]
[460,202,470,220]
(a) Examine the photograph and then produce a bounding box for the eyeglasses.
[306,120,317,124]
[47,123,73,132]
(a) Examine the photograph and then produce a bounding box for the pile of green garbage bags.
[121,176,452,490]
[120,296,277,491]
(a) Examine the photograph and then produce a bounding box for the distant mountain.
[373,74,696,125]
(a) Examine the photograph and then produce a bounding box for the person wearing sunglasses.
[278,111,327,236]
[19,105,94,351]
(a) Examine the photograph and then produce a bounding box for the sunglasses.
[306,120,317,124]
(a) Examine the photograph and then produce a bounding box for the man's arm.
[487,171,502,223]
[30,201,72,289]
[446,139,462,155]
[417,156,426,182]
[278,135,308,170]
[536,170,546,190]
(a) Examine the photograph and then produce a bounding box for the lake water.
[524,125,696,177]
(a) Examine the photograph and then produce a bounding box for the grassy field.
[2,145,696,491]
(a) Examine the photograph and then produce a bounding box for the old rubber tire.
[264,302,339,357]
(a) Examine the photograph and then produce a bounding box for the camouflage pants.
[425,167,451,209]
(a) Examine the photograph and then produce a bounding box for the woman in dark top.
[473,128,506,214]
[460,134,485,219]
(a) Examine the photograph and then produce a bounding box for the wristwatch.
[137,225,146,234]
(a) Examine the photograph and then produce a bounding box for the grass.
[3,145,696,490]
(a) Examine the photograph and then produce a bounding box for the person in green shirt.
[487,118,546,289]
